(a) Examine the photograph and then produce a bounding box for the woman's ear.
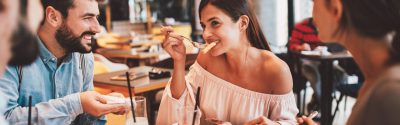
[330,0,343,24]
[239,15,250,32]
[44,6,63,27]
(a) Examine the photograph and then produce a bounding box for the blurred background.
[87,0,359,125]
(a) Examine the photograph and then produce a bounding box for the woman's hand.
[160,26,186,62]
[205,118,232,125]
[297,116,317,125]
[243,116,279,125]
[161,26,188,99]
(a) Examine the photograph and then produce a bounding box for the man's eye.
[84,16,94,20]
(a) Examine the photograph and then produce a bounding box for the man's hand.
[106,92,130,115]
[80,91,129,117]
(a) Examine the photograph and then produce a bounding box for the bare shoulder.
[196,51,211,69]
[259,50,293,94]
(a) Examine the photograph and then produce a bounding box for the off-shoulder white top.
[156,62,298,125]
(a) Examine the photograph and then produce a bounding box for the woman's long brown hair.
[199,0,271,51]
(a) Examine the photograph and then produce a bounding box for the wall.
[294,0,313,23]
[254,0,288,53]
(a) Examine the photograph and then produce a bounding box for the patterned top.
[289,18,323,51]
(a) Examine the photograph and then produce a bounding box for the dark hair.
[41,0,75,18]
[41,0,100,25]
[326,0,400,64]
[9,0,40,66]
[9,21,39,66]
[0,1,4,11]
[199,0,271,51]
[20,0,27,16]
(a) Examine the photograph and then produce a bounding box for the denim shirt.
[0,39,105,125]
[0,92,9,125]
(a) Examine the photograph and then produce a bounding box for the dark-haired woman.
[157,0,298,124]
[298,0,400,124]
[0,0,19,125]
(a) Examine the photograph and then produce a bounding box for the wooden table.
[96,35,133,49]
[106,40,161,48]
[94,66,170,95]
[97,48,161,66]
[293,51,353,125]
[94,66,172,125]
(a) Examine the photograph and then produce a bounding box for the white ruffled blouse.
[156,62,298,125]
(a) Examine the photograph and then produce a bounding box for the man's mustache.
[81,31,96,36]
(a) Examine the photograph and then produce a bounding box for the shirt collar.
[38,38,73,64]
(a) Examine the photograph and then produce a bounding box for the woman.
[0,0,19,124]
[157,0,298,124]
[0,0,43,124]
[298,0,400,124]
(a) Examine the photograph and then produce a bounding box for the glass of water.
[177,106,201,125]
[125,96,148,125]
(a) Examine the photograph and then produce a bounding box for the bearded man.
[0,0,129,124]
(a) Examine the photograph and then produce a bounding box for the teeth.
[84,35,92,40]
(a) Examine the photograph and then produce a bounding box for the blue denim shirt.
[0,92,9,125]
[0,39,105,125]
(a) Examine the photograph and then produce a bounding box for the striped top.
[288,18,324,51]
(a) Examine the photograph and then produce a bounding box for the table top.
[97,49,160,59]
[292,51,353,61]
[106,40,161,47]
[94,66,172,94]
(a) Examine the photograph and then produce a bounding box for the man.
[288,17,347,113]
[0,0,128,124]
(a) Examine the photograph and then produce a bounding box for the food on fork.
[308,111,319,119]
[179,35,207,48]
[202,41,217,54]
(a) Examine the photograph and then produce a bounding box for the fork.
[162,25,207,48]
[179,35,207,49]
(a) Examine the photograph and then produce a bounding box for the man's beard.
[8,20,39,66]
[55,23,95,53]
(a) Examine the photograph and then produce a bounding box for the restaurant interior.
[90,0,360,124]
[0,0,374,125]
